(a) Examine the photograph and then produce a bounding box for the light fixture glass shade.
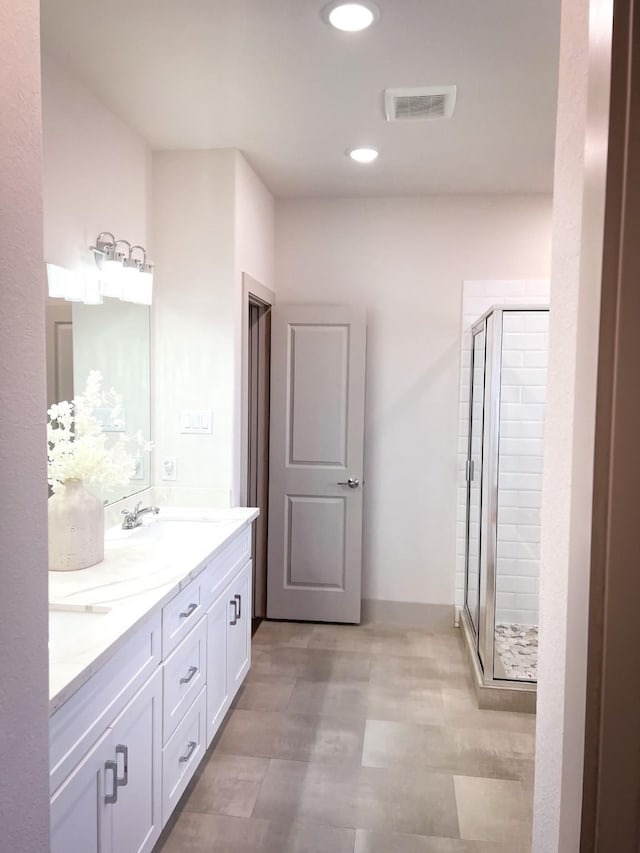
[134,267,153,305]
[47,263,68,298]
[119,262,140,302]
[81,272,103,305]
[47,263,104,304]
[99,258,125,299]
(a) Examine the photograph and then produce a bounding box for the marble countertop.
[49,506,259,715]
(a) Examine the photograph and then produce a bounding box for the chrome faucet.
[121,502,160,530]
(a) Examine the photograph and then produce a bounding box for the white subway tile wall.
[496,310,549,625]
[455,281,550,624]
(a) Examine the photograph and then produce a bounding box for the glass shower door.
[464,327,486,645]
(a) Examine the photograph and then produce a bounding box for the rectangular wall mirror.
[45,290,152,506]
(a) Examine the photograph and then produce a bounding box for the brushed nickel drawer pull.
[180,666,198,685]
[115,744,128,787]
[179,602,198,619]
[229,599,238,626]
[179,741,197,763]
[105,760,118,804]
[234,593,242,619]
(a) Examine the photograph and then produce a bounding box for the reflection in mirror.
[45,291,151,506]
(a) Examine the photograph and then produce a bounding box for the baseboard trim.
[361,599,455,631]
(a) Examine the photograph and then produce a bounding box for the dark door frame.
[581,0,640,847]
[241,273,275,627]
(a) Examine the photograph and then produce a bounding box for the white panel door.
[109,669,162,853]
[268,304,366,623]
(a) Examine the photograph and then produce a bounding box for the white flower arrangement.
[47,370,151,494]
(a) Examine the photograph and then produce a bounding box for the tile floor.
[158,621,535,853]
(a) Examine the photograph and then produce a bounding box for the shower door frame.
[463,305,549,692]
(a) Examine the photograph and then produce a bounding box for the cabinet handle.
[179,602,198,619]
[234,593,242,619]
[179,741,197,763]
[104,760,118,804]
[115,744,128,788]
[180,665,198,685]
[229,599,238,626]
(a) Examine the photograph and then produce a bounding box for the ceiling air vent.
[384,86,457,122]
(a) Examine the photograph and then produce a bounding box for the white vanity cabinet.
[225,561,251,700]
[49,517,256,853]
[50,728,111,853]
[50,668,162,853]
[206,559,252,744]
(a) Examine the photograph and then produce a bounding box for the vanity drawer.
[162,576,203,657]
[201,527,251,610]
[162,686,207,826]
[163,617,207,744]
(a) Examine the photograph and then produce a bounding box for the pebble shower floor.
[494,623,538,681]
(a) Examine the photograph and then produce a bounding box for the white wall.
[275,195,553,608]
[152,150,237,506]
[41,53,151,272]
[0,1,50,849]
[233,152,276,504]
[152,150,274,507]
[533,0,613,847]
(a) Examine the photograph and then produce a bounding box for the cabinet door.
[109,668,162,853]
[206,591,229,746]
[227,561,252,698]
[50,728,111,853]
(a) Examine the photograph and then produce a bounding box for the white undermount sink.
[124,517,233,543]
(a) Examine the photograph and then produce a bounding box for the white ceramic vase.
[48,480,105,571]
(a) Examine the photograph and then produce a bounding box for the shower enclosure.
[461,306,549,707]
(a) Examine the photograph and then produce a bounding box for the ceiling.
[40,0,561,198]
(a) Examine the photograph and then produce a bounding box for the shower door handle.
[465,460,475,482]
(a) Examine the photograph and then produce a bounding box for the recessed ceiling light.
[322,2,380,32]
[348,147,379,164]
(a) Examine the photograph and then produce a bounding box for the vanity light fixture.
[90,232,154,305]
[322,1,380,31]
[347,146,379,163]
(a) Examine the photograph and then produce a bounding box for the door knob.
[337,477,360,489]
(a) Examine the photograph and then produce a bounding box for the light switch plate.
[180,410,213,435]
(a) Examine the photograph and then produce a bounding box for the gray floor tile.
[362,719,534,781]
[454,775,533,844]
[251,645,372,682]
[182,753,270,817]
[160,811,270,852]
[369,653,468,687]
[252,758,460,838]
[159,622,536,852]
[287,679,445,725]
[217,708,365,764]
[354,829,530,852]
[307,623,378,653]
[262,820,356,853]
[236,673,297,712]
[442,686,537,735]
[253,621,314,648]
